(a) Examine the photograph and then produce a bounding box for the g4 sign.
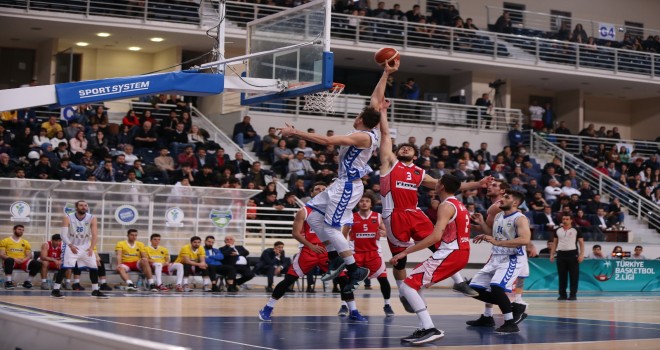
[598,23,615,40]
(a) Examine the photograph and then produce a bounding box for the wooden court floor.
[0,288,659,349]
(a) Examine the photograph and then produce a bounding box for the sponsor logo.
[414,170,421,175]
[209,210,232,228]
[10,201,31,222]
[165,207,185,227]
[63,202,76,215]
[356,233,376,238]
[78,81,150,99]
[395,181,417,190]
[593,260,655,282]
[114,205,139,225]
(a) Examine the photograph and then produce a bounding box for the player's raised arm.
[378,99,397,170]
[279,124,372,148]
[370,59,399,109]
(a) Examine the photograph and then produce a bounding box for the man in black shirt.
[233,116,261,156]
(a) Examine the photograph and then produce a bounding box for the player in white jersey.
[279,60,398,294]
[50,200,108,299]
[467,190,531,334]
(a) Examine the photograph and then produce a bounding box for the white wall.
[630,97,660,141]
[584,96,632,139]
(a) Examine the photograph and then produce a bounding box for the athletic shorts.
[469,254,525,293]
[404,249,470,290]
[354,251,386,279]
[288,247,328,278]
[119,260,142,272]
[11,259,31,272]
[306,179,363,228]
[385,209,435,255]
[62,244,97,270]
[151,262,175,275]
[518,254,529,279]
[46,261,60,270]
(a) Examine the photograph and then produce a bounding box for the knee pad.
[393,256,407,270]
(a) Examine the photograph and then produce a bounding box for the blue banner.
[527,258,660,292]
[55,71,224,106]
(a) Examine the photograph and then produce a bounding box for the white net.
[303,83,345,113]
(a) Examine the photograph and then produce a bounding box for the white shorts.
[469,254,525,293]
[306,179,363,228]
[62,244,98,270]
[518,254,529,279]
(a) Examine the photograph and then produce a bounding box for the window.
[624,21,643,38]
[550,10,571,33]
[503,2,525,26]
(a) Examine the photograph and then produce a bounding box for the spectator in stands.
[535,206,558,239]
[618,146,631,164]
[220,235,254,289]
[508,122,523,150]
[41,116,63,139]
[88,130,109,159]
[528,101,545,130]
[611,127,621,139]
[454,161,471,182]
[88,105,108,126]
[560,179,581,197]
[494,11,512,34]
[570,24,588,43]
[631,246,647,260]
[293,139,315,159]
[33,128,50,149]
[554,121,571,134]
[272,139,294,177]
[287,150,315,187]
[52,158,74,180]
[490,163,507,182]
[578,123,597,138]
[233,116,261,154]
[133,121,158,150]
[473,93,493,128]
[593,208,614,233]
[254,241,291,293]
[171,164,195,185]
[166,122,193,156]
[465,17,479,30]
[177,145,197,169]
[194,164,219,187]
[574,209,602,241]
[606,161,621,178]
[229,151,251,176]
[112,154,130,182]
[474,142,493,164]
[116,229,156,292]
[195,147,215,170]
[93,160,114,182]
[174,236,208,292]
[577,145,598,166]
[154,147,175,182]
[538,240,553,256]
[50,130,67,149]
[68,130,87,156]
[585,193,605,214]
[124,169,142,184]
[122,109,140,128]
[401,77,420,101]
[544,179,563,205]
[243,161,273,189]
[260,127,279,161]
[187,125,207,149]
[203,235,238,292]
[587,245,606,259]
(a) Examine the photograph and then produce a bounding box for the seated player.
[0,225,41,289]
[146,233,184,292]
[116,229,156,292]
[348,194,394,316]
[259,183,368,322]
[174,236,208,292]
[38,234,63,290]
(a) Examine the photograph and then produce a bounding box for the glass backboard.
[241,0,333,105]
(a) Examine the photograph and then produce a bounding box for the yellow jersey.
[115,241,145,263]
[175,244,205,264]
[0,237,31,259]
[146,245,169,264]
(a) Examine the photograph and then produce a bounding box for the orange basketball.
[374,47,400,67]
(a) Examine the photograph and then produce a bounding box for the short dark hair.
[593,245,601,250]
[440,174,461,194]
[359,106,380,129]
[635,245,642,250]
[274,241,284,247]
[13,224,24,230]
[205,235,215,241]
[395,143,419,157]
[505,189,524,205]
[495,179,510,191]
[127,229,138,235]
[361,194,374,207]
[150,233,161,240]
[190,236,201,243]
[51,234,61,241]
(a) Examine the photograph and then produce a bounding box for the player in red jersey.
[259,183,368,322]
[38,234,62,290]
[377,101,490,305]
[390,174,471,345]
[348,195,393,316]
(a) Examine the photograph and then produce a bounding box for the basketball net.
[303,83,345,113]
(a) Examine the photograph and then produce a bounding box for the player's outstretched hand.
[472,234,487,244]
[278,122,295,137]
[390,250,407,266]
[470,213,484,224]
[384,59,399,74]
[479,175,494,188]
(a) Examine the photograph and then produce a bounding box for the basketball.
[374,47,400,67]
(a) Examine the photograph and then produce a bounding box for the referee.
[549,214,584,300]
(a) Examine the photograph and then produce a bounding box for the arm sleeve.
[60,226,71,245]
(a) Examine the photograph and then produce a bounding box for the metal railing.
[249,95,524,131]
[485,5,660,43]
[541,133,660,158]
[245,206,297,252]
[2,1,658,79]
[529,133,659,233]
[0,178,259,253]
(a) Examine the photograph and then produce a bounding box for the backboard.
[240,0,333,105]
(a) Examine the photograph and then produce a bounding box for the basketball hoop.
[303,83,345,113]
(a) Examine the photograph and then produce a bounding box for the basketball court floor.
[1,288,658,349]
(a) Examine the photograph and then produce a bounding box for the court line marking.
[0,301,276,350]
[529,318,660,330]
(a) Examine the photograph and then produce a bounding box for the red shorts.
[12,259,31,272]
[405,249,470,290]
[151,263,171,274]
[386,209,435,255]
[532,120,544,130]
[119,260,141,272]
[288,247,328,278]
[46,261,60,270]
[354,251,387,278]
